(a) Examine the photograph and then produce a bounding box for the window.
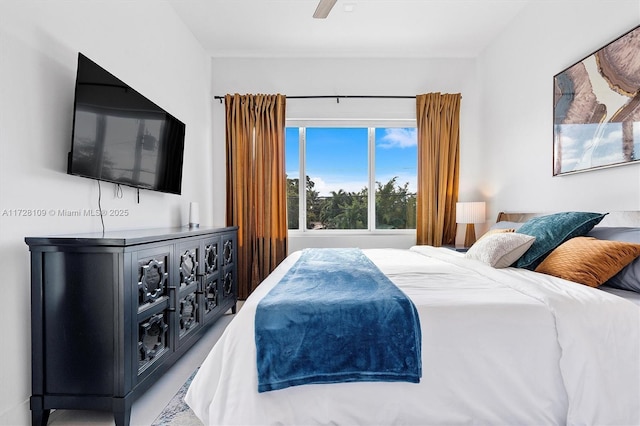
[286,125,417,231]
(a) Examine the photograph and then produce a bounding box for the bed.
[185,211,640,425]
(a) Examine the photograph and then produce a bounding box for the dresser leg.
[113,397,131,426]
[31,408,50,426]
[30,396,50,426]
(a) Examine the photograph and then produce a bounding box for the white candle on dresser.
[189,202,200,228]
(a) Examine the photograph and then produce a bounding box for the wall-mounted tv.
[68,53,185,195]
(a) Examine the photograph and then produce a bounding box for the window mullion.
[299,127,306,232]
[368,127,376,231]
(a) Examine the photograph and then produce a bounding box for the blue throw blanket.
[255,248,422,392]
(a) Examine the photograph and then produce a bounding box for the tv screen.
[68,53,185,195]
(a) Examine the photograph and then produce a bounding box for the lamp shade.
[456,202,486,224]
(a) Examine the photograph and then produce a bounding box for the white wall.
[211,57,485,252]
[2,1,639,423]
[479,0,640,221]
[0,1,214,423]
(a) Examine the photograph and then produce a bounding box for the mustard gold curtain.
[415,93,461,246]
[225,94,288,299]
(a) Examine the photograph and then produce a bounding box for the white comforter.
[185,246,640,426]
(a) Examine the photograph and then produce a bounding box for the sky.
[285,127,417,196]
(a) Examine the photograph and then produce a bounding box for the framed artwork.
[553,25,640,176]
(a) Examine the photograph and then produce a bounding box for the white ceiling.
[167,0,531,58]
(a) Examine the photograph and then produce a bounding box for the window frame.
[286,119,417,235]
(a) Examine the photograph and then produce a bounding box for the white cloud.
[308,176,327,193]
[310,175,367,196]
[377,128,417,149]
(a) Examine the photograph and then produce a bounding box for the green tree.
[305,176,321,229]
[288,176,416,230]
[320,188,368,229]
[287,175,324,230]
[375,176,416,229]
[286,176,299,229]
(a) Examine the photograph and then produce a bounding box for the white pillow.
[465,233,536,268]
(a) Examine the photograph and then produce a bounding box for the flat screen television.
[68,53,185,195]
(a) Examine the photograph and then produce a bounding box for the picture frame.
[553,25,640,176]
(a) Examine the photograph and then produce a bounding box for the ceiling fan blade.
[313,0,337,18]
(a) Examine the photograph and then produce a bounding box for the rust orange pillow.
[535,237,640,287]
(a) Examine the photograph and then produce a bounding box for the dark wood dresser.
[26,226,238,426]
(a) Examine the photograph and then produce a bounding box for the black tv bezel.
[67,53,185,195]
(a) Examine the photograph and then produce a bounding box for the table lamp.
[456,201,486,248]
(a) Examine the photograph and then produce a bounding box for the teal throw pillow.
[515,211,607,270]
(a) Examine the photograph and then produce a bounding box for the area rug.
[151,368,203,426]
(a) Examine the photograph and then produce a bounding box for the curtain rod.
[213,95,416,104]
